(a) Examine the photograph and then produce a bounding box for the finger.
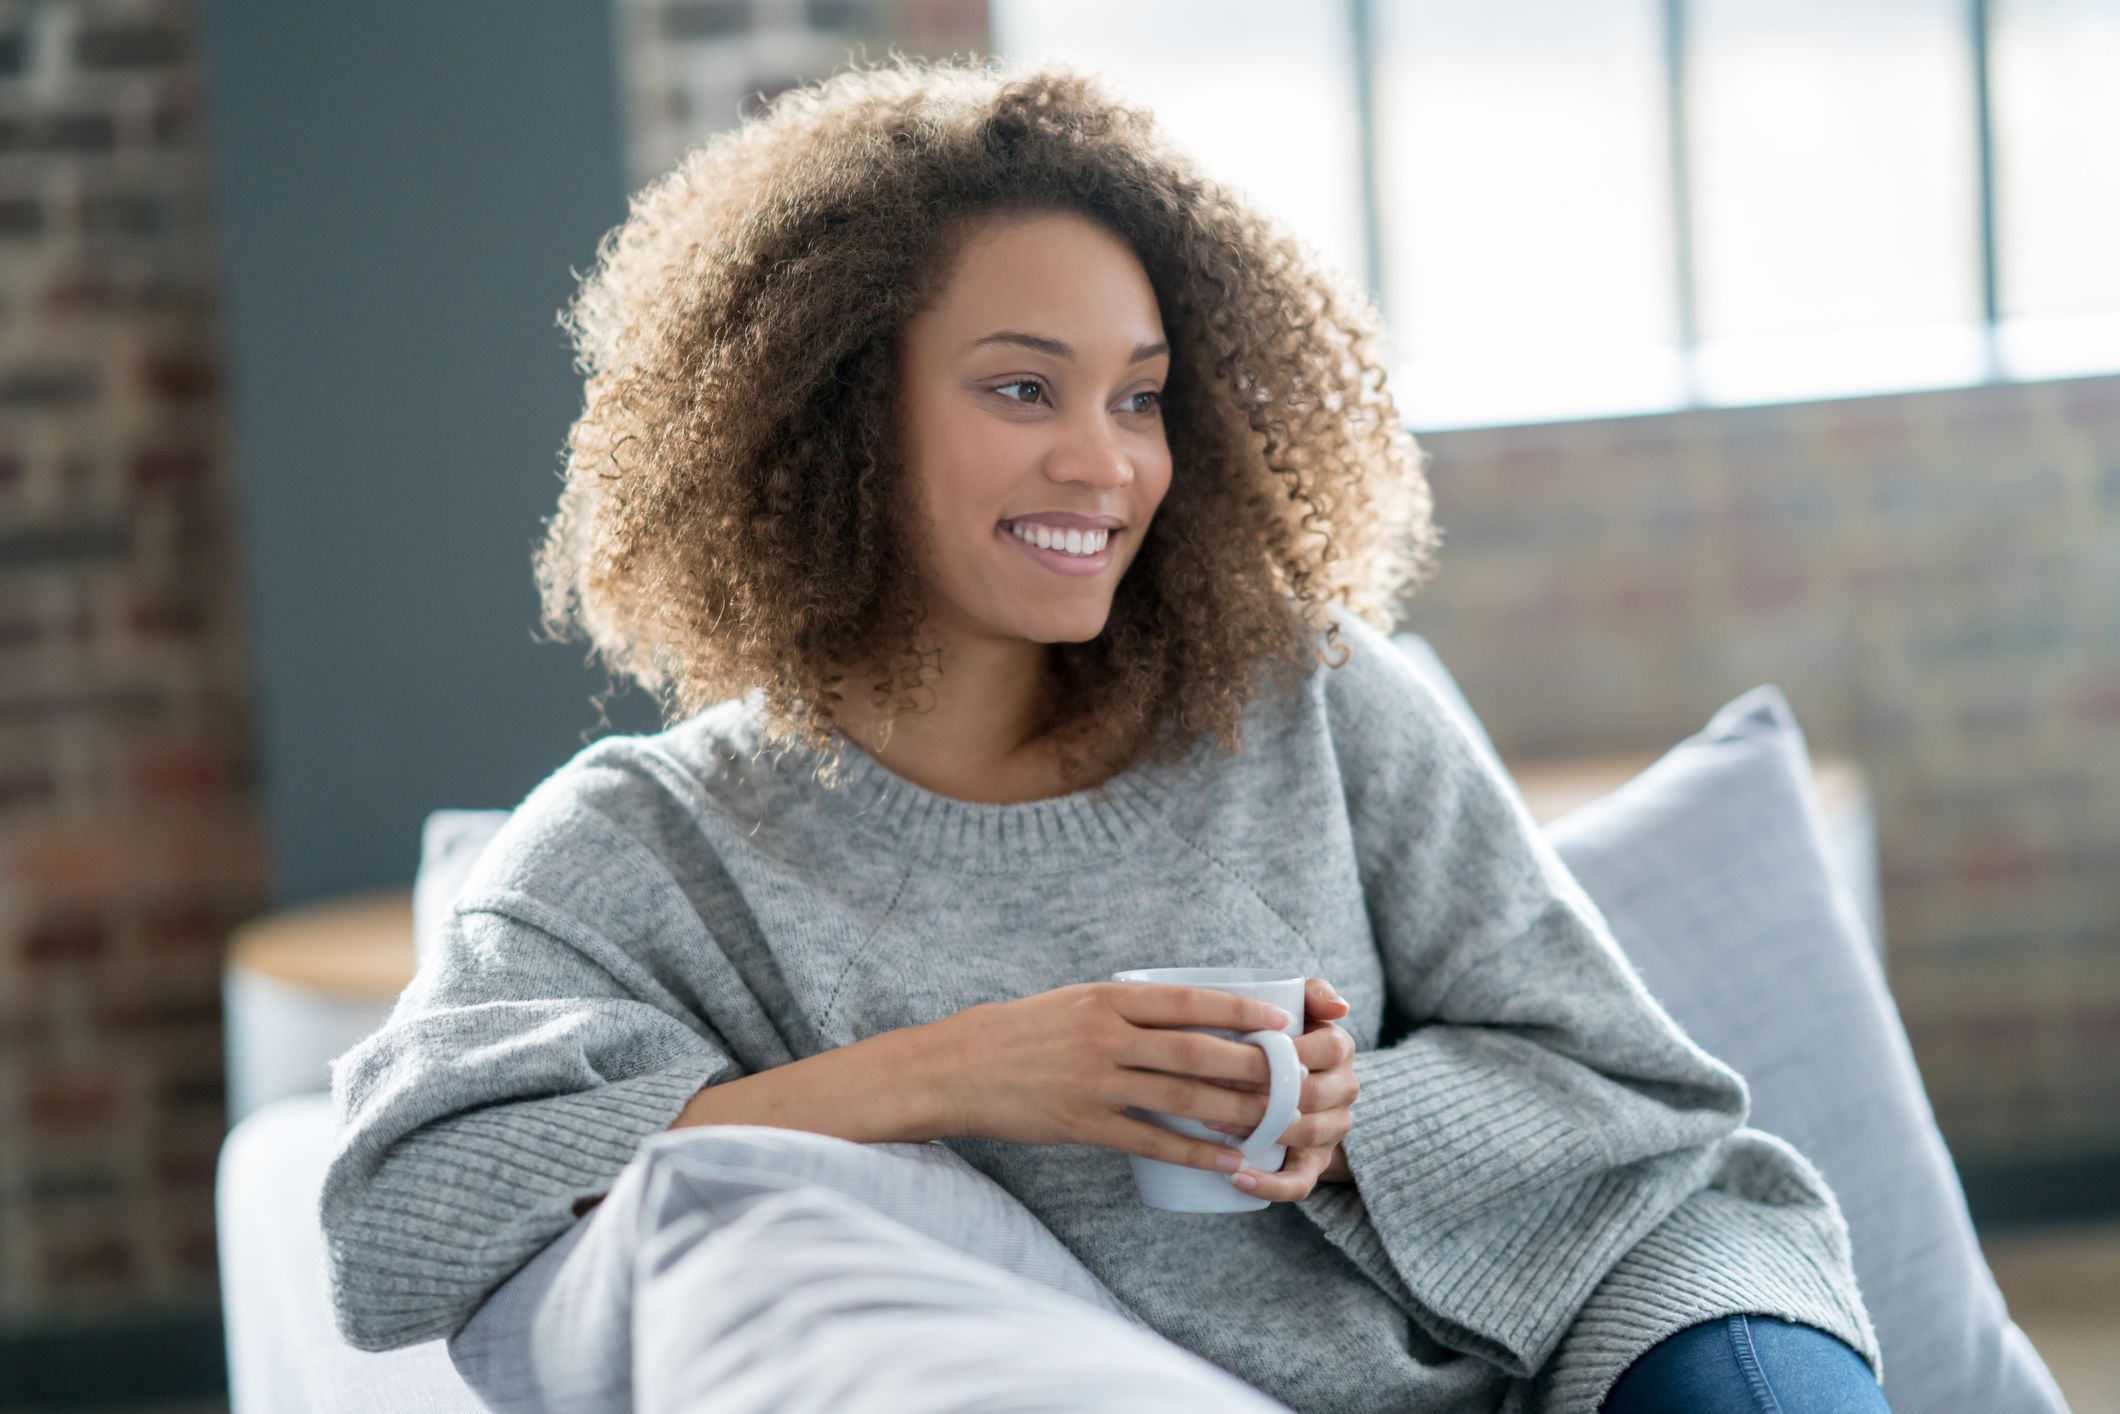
[1304,977,1351,1016]
[1295,1020,1353,1073]
[1205,1078,1357,1141]
[1092,1109,1253,1176]
[1107,982,1291,1035]
[1199,1070,1339,1136]
[1232,1145,1330,1203]
[1201,1075,1262,1094]
[1116,1067,1289,1134]
[1123,1026,1276,1089]
[1211,1116,1318,1147]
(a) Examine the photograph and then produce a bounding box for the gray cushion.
[1538,683,2068,1414]
[414,808,513,970]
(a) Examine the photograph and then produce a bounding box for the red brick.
[154,1147,220,1191]
[2067,680,2120,725]
[2069,1003,2120,1051]
[904,0,988,35]
[169,1223,220,1281]
[128,585,204,638]
[40,1234,136,1292]
[1955,840,2048,891]
[129,447,209,491]
[12,832,131,896]
[140,899,229,957]
[1734,564,1805,612]
[0,767,56,808]
[137,350,216,400]
[26,1072,122,1133]
[1945,385,2032,439]
[2058,375,2120,427]
[151,1072,225,1114]
[0,1003,55,1047]
[89,988,219,1032]
[8,820,274,900]
[19,911,107,967]
[152,101,195,148]
[1608,571,1689,620]
[133,744,234,801]
[1826,409,1911,457]
[44,272,101,316]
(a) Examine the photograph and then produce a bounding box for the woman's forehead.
[913,216,1164,360]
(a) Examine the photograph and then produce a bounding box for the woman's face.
[894,209,1173,650]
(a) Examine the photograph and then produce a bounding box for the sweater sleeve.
[319,882,743,1352]
[1288,618,1765,1380]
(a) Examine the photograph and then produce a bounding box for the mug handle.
[1235,1029,1303,1167]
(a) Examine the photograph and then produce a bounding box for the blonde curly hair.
[533,49,1441,790]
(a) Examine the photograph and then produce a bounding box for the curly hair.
[533,49,1442,792]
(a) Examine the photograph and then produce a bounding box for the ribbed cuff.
[1529,1136,1884,1414]
[322,1052,733,1351]
[1294,1039,1726,1378]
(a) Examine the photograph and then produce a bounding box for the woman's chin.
[1004,604,1113,644]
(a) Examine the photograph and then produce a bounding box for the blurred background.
[0,0,2113,1408]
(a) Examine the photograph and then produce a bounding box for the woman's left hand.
[1198,976,1358,1201]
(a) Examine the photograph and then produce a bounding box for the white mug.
[1109,966,1305,1213]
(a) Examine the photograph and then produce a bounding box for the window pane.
[1689,0,1985,402]
[989,2,1368,289]
[1992,0,2120,378]
[1373,0,1683,430]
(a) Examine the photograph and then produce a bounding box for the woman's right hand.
[921,982,1298,1176]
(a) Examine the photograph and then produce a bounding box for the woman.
[321,54,1891,1414]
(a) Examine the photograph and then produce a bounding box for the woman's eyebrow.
[965,329,1169,364]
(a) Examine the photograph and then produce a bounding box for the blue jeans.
[1601,1314,1892,1413]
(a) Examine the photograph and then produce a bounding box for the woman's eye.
[992,381,1163,415]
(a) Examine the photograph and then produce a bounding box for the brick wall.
[1398,373,2120,1168]
[0,0,267,1337]
[614,0,989,188]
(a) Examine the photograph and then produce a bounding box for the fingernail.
[1264,1006,1292,1027]
[1231,1172,1258,1190]
[1216,1150,1242,1171]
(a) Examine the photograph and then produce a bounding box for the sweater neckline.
[760,705,1184,872]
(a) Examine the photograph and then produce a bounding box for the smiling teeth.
[1009,523,1108,555]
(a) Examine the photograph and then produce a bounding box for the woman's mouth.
[996,519,1118,577]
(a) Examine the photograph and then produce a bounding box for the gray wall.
[201,3,664,905]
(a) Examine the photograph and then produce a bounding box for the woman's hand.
[925,981,1312,1178]
[1197,976,1358,1201]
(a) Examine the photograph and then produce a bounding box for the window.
[990,0,2120,432]
[1372,0,1682,427]
[1992,0,2120,378]
[1687,0,1986,403]
[989,1,1368,289]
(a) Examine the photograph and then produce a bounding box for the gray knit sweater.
[321,606,1882,1413]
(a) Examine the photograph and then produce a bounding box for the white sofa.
[217,635,2071,1413]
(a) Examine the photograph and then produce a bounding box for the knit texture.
[321,607,1881,1414]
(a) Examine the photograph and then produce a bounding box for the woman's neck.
[826,633,1070,805]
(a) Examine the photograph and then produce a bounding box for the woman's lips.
[995,522,1117,577]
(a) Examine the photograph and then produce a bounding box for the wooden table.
[222,888,416,1124]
